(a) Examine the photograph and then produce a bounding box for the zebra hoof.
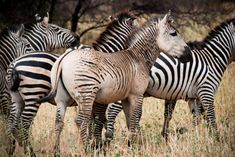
[30,152,36,157]
[54,152,60,157]
[176,127,188,134]
[7,140,16,156]
[105,130,113,141]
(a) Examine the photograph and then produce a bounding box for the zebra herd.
[0,10,234,157]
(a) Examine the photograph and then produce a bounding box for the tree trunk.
[71,0,83,33]
[49,0,58,22]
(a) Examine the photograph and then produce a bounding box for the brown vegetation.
[0,1,235,156]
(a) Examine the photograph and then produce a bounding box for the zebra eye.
[170,31,177,36]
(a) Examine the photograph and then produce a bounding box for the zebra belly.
[146,53,207,100]
[95,79,131,104]
[147,84,197,100]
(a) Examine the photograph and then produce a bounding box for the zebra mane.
[109,10,136,22]
[204,18,235,43]
[0,24,22,39]
[187,41,204,50]
[188,18,235,50]
[24,22,43,30]
[127,16,158,45]
[93,11,135,45]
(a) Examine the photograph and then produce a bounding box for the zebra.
[0,24,33,117]
[105,18,235,141]
[0,14,80,117]
[22,13,80,52]
[0,14,79,156]
[6,11,137,156]
[37,13,191,154]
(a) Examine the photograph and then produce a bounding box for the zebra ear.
[35,13,42,22]
[161,11,173,26]
[12,24,24,38]
[167,10,174,24]
[109,15,117,21]
[42,12,49,27]
[160,13,168,26]
[109,15,113,21]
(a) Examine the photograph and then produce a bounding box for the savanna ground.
[0,13,235,157]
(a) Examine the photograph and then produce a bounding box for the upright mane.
[127,16,158,46]
[93,11,135,45]
[0,24,22,39]
[188,18,235,50]
[24,22,43,31]
[204,18,235,42]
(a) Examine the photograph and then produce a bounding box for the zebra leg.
[161,100,176,142]
[199,95,220,141]
[206,104,219,140]
[92,103,108,148]
[122,95,143,146]
[21,103,40,157]
[54,102,67,157]
[105,101,123,141]
[74,93,96,151]
[53,79,72,157]
[0,90,11,117]
[188,99,203,126]
[76,110,92,151]
[7,90,24,144]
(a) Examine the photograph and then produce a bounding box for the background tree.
[0,0,234,41]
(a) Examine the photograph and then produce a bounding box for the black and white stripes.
[6,11,136,156]
[106,18,235,140]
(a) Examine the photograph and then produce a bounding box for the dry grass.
[1,13,235,157]
[0,64,233,157]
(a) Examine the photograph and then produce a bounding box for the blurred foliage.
[0,0,234,40]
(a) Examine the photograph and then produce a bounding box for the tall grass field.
[0,14,235,156]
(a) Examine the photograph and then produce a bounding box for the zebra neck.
[23,25,48,51]
[0,35,18,69]
[128,37,160,71]
[92,22,132,53]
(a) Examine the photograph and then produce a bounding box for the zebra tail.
[36,48,75,104]
[6,63,20,91]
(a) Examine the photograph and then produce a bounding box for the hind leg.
[7,91,24,143]
[161,100,176,142]
[21,102,40,157]
[53,78,73,157]
[92,103,108,148]
[7,90,25,156]
[188,99,204,126]
[74,92,97,152]
[105,101,123,141]
[53,101,67,157]
[198,90,219,140]
[122,94,143,146]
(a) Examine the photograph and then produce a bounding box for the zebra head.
[23,14,80,51]
[156,12,192,63]
[41,15,80,49]
[6,24,33,59]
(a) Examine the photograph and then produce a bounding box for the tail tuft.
[36,90,56,104]
[6,63,20,91]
